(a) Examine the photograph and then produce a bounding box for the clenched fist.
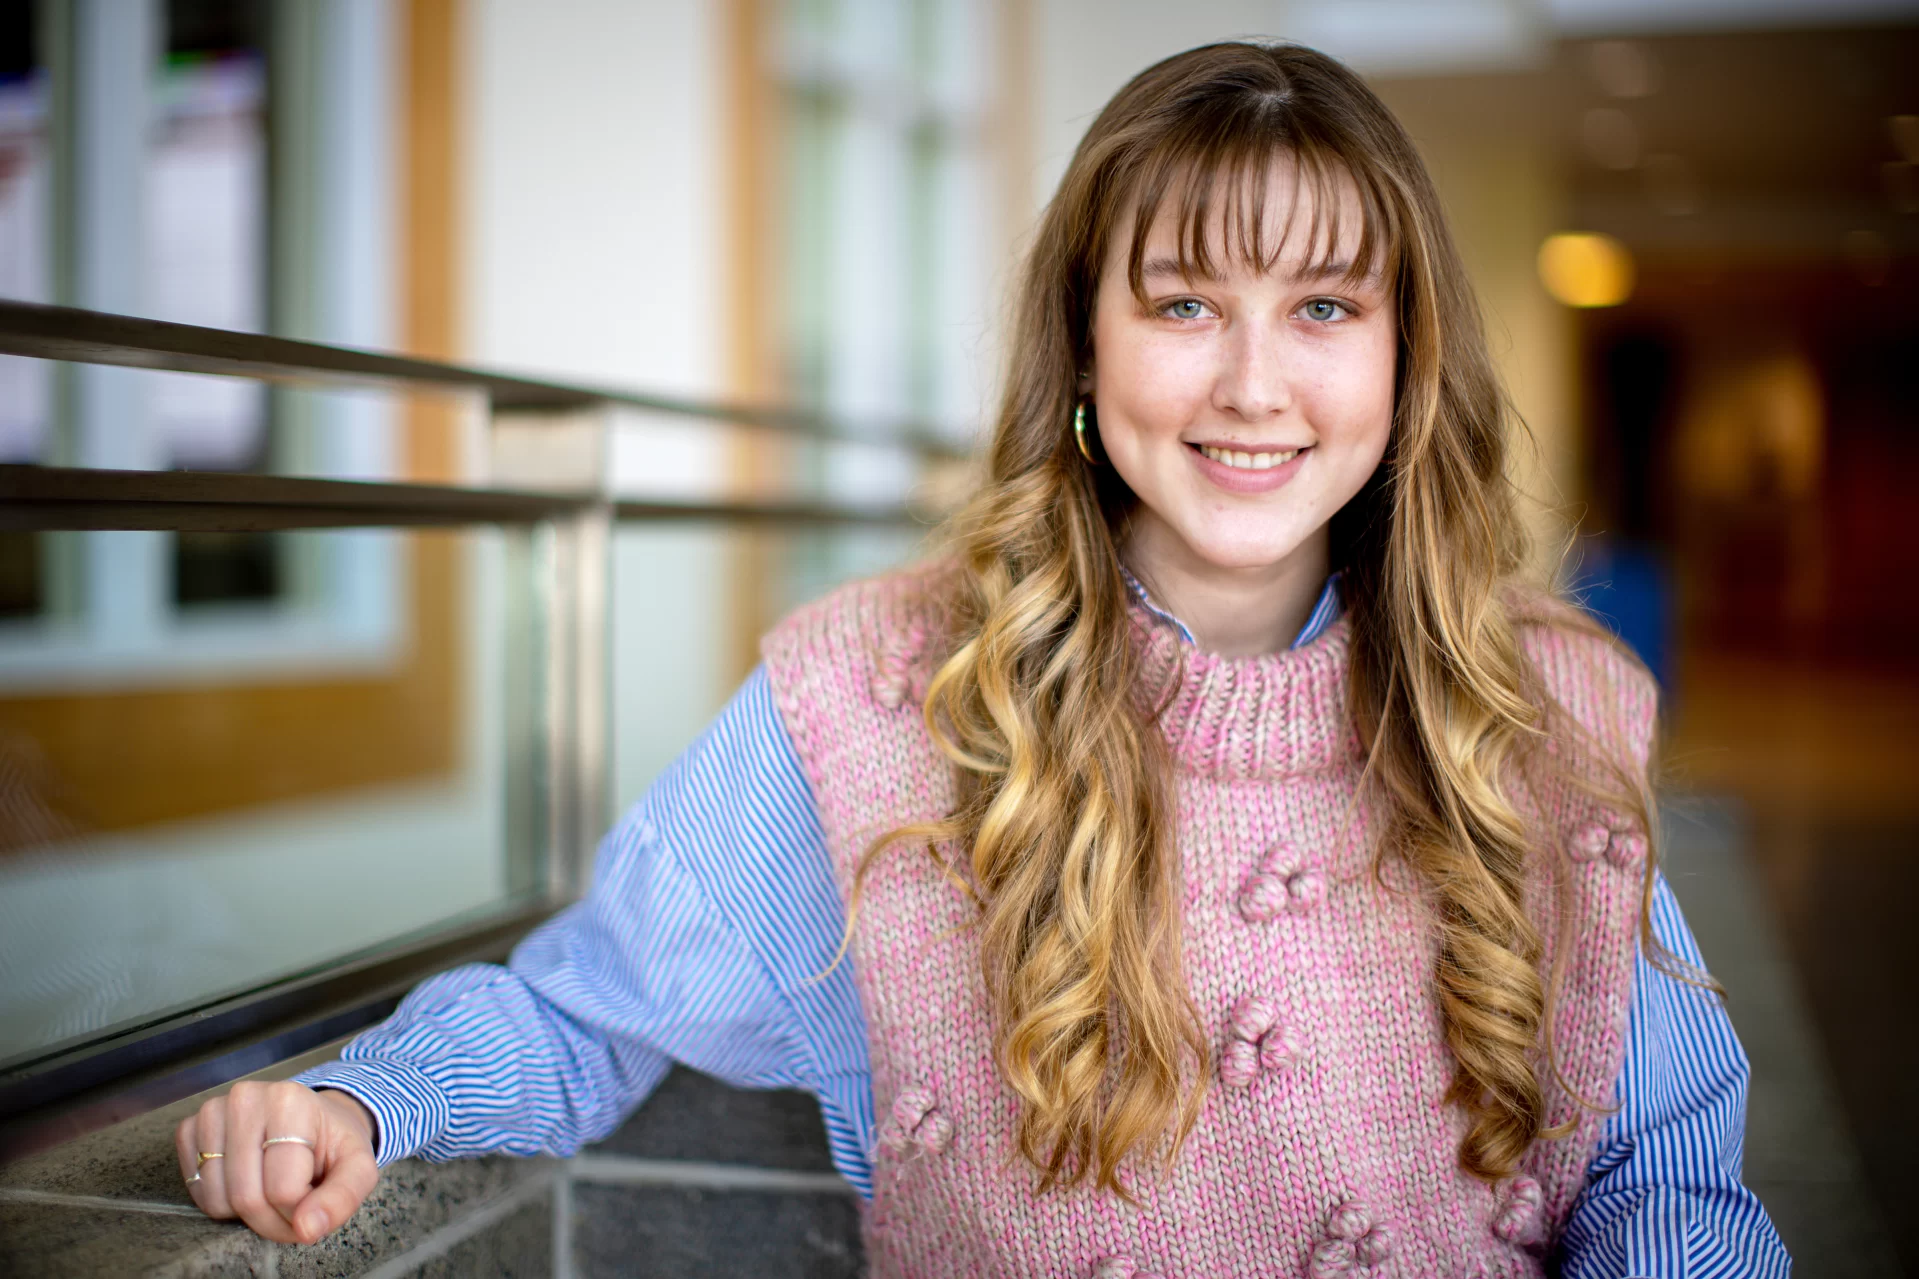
[175,1081,379,1244]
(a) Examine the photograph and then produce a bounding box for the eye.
[1299,298,1353,323]
[1161,298,1211,320]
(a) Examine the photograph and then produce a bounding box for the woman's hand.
[175,1081,379,1244]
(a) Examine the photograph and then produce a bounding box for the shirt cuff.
[292,1059,452,1167]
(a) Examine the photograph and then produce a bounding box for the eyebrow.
[1139,256,1375,286]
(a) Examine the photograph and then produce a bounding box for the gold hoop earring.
[1074,400,1101,465]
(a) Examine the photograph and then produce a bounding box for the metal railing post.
[490,405,614,901]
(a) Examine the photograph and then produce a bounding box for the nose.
[1211,317,1293,422]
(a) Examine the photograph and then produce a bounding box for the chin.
[1184,534,1311,574]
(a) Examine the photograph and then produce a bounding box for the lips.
[1194,443,1301,471]
[1186,440,1311,493]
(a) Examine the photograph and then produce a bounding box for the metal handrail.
[0,465,929,531]
[0,464,588,529]
[0,299,970,460]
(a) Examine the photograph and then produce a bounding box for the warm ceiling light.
[1538,233,1634,308]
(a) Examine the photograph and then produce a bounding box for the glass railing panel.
[0,523,544,1069]
[606,521,932,817]
[608,524,740,813]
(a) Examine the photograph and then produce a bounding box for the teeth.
[1199,444,1299,470]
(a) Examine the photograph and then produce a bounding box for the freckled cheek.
[1302,383,1391,448]
[1298,347,1395,448]
[1099,341,1215,441]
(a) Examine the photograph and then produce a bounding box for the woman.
[177,41,1788,1275]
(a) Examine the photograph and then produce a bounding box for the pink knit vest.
[760,564,1654,1279]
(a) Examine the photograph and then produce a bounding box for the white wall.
[465,0,736,811]
[1027,1,1566,205]
[465,0,722,401]
[1031,1,1282,206]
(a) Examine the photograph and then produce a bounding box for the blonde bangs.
[1108,112,1403,310]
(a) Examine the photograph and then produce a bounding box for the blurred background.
[0,0,1914,1271]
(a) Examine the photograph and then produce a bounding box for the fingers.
[221,1082,301,1244]
[174,1109,214,1209]
[179,1096,235,1219]
[292,1144,378,1243]
[261,1084,321,1229]
[173,1109,197,1191]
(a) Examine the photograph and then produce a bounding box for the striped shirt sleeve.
[291,666,874,1192]
[1557,874,1791,1276]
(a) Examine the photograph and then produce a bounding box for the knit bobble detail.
[1286,867,1328,913]
[1230,995,1279,1042]
[1568,821,1611,862]
[1312,1201,1394,1274]
[1219,1038,1262,1089]
[1492,1176,1543,1242]
[1605,830,1647,869]
[1355,1223,1396,1265]
[1236,870,1291,923]
[1236,845,1327,921]
[1327,1200,1373,1239]
[1220,994,1300,1088]
[882,1087,952,1155]
[1091,1256,1162,1279]
[1259,1020,1303,1072]
[869,622,928,711]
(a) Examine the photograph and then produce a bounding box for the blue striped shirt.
[296,577,1787,1274]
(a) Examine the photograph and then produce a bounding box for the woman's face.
[1087,160,1397,578]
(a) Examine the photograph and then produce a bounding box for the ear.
[1076,366,1095,398]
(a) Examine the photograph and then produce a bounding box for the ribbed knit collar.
[1129,597,1361,782]
[1119,564,1344,651]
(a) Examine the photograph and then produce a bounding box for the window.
[0,0,401,688]
[0,5,49,622]
[154,1,275,606]
[773,0,1001,598]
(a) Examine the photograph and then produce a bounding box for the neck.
[1120,518,1331,658]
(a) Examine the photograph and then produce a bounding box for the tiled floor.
[1747,809,1919,1275]
[1663,652,1918,1274]
[1661,796,1906,1276]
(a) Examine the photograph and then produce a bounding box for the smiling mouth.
[1193,443,1306,471]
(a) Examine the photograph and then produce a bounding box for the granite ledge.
[2,1040,559,1278]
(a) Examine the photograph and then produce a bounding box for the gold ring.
[185,1172,202,1186]
[262,1135,314,1151]
[196,1152,224,1167]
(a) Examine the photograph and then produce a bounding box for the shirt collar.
[1120,565,1344,651]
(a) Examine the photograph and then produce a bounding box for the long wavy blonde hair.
[851,40,1667,1196]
